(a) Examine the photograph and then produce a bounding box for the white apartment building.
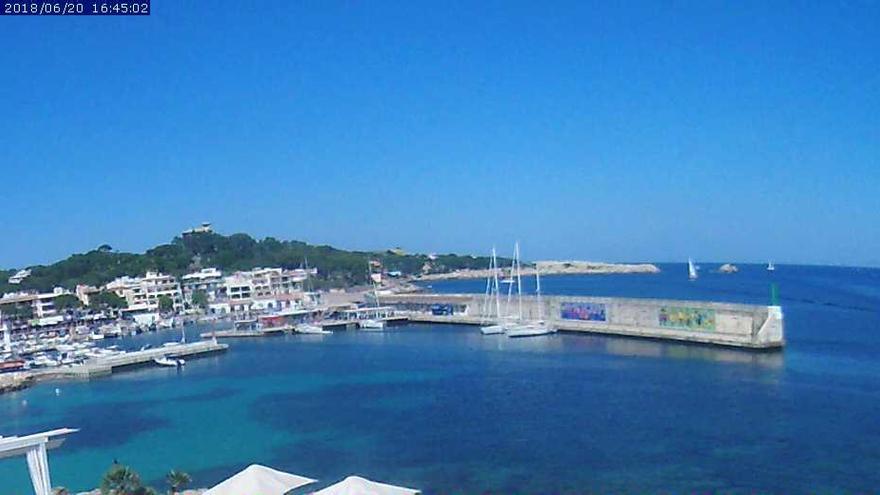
[181,268,225,303]
[105,271,183,312]
[223,267,309,300]
[0,287,72,325]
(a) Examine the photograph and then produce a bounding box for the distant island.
[416,260,661,281]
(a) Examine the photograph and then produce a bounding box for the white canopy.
[311,476,420,495]
[204,464,316,495]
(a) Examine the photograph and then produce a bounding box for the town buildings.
[0,287,73,326]
[105,271,183,312]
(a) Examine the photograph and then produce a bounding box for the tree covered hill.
[0,232,503,293]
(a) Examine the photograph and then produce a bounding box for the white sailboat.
[297,259,332,334]
[767,261,776,272]
[507,256,556,338]
[480,247,505,335]
[688,258,698,281]
[360,262,386,331]
[500,242,526,332]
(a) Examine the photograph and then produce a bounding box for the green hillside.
[0,232,503,293]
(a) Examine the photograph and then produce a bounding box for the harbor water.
[2,264,879,493]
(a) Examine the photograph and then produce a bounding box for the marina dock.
[200,326,290,338]
[382,293,785,349]
[29,340,229,380]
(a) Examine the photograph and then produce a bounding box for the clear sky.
[1,1,878,268]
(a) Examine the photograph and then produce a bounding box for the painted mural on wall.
[560,302,607,322]
[658,306,716,331]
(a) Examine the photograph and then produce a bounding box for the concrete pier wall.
[30,340,229,381]
[382,294,784,349]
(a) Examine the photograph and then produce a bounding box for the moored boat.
[480,247,506,335]
[359,319,386,330]
[296,323,331,335]
[154,357,185,367]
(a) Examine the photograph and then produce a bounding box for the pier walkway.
[30,340,228,380]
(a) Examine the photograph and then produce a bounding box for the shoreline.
[415,261,661,281]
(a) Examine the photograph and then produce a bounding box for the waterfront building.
[224,274,253,301]
[0,287,73,325]
[105,271,183,312]
[181,267,225,303]
[208,300,232,315]
[223,268,309,300]
[75,284,100,306]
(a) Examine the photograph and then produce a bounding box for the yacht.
[360,262,387,331]
[154,356,185,367]
[296,322,331,335]
[506,322,556,338]
[359,319,386,330]
[506,257,556,338]
[767,261,776,271]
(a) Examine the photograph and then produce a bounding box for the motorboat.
[154,357,185,367]
[359,319,386,330]
[295,323,331,335]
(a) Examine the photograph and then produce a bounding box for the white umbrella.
[204,464,317,495]
[311,476,420,495]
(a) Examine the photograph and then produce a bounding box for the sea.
[1,263,879,494]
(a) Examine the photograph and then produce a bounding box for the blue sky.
[1,1,878,267]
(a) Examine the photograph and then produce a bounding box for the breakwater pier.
[29,340,229,381]
[382,293,785,349]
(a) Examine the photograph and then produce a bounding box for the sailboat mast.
[505,251,515,318]
[536,266,543,321]
[515,241,523,321]
[492,248,501,319]
[481,250,493,320]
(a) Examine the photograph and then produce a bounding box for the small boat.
[154,357,184,367]
[767,261,776,272]
[480,324,505,335]
[359,319,386,330]
[506,322,556,338]
[88,332,105,341]
[296,323,331,335]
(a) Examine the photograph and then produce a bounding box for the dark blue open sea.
[2,264,880,493]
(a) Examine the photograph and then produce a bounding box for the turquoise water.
[2,264,880,493]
